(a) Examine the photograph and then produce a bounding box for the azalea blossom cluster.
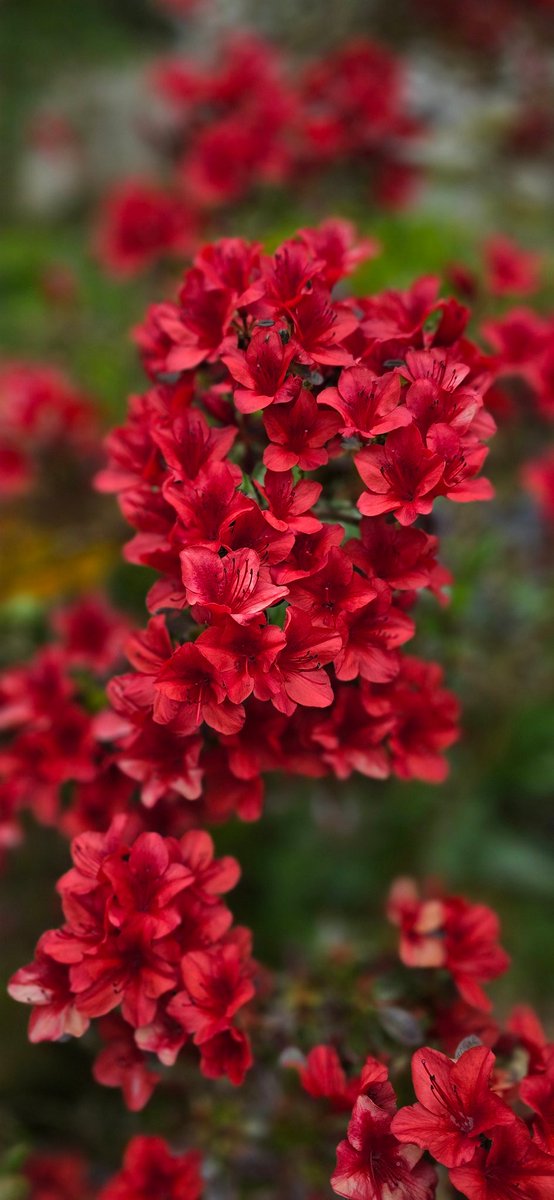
[91,219,499,819]
[97,34,423,276]
[9,815,255,1105]
[0,361,99,499]
[13,878,554,1198]
[288,878,554,1199]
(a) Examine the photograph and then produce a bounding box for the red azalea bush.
[4,220,553,1195]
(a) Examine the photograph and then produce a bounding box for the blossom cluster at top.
[96,34,423,276]
[0,361,99,499]
[93,219,496,820]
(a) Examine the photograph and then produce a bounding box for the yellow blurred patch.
[0,517,119,602]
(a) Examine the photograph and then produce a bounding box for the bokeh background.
[0,0,553,1182]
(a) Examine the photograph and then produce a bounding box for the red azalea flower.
[297,1045,393,1113]
[93,1016,159,1111]
[521,1056,554,1152]
[332,1094,437,1200]
[154,642,244,733]
[24,1152,93,1200]
[287,546,377,626]
[263,389,342,471]
[68,926,178,1027]
[484,235,542,297]
[199,1025,253,1085]
[115,719,203,808]
[151,406,237,482]
[101,831,193,938]
[98,1136,203,1200]
[334,582,415,683]
[522,450,554,521]
[194,237,264,306]
[179,545,289,623]
[319,366,410,438]
[448,1120,554,1200]
[134,1006,189,1068]
[442,897,511,1011]
[8,943,89,1044]
[355,425,444,525]
[377,657,460,782]
[507,1005,551,1073]
[168,942,254,1043]
[272,523,344,583]
[198,617,286,703]
[299,1044,359,1110]
[291,287,358,366]
[96,180,197,278]
[218,499,295,565]
[254,469,322,533]
[386,878,446,969]
[392,1045,515,1167]
[163,462,250,553]
[346,518,450,597]
[256,606,342,714]
[298,218,379,287]
[53,596,131,673]
[162,270,235,370]
[314,685,393,779]
[261,241,327,311]
[222,325,298,412]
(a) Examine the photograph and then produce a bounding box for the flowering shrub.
[96,34,423,276]
[91,219,497,818]
[4,220,552,1195]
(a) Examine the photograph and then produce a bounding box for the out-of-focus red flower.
[0,361,99,498]
[484,235,542,297]
[522,449,554,521]
[98,1136,203,1200]
[96,180,198,278]
[24,1151,92,1200]
[387,878,510,1008]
